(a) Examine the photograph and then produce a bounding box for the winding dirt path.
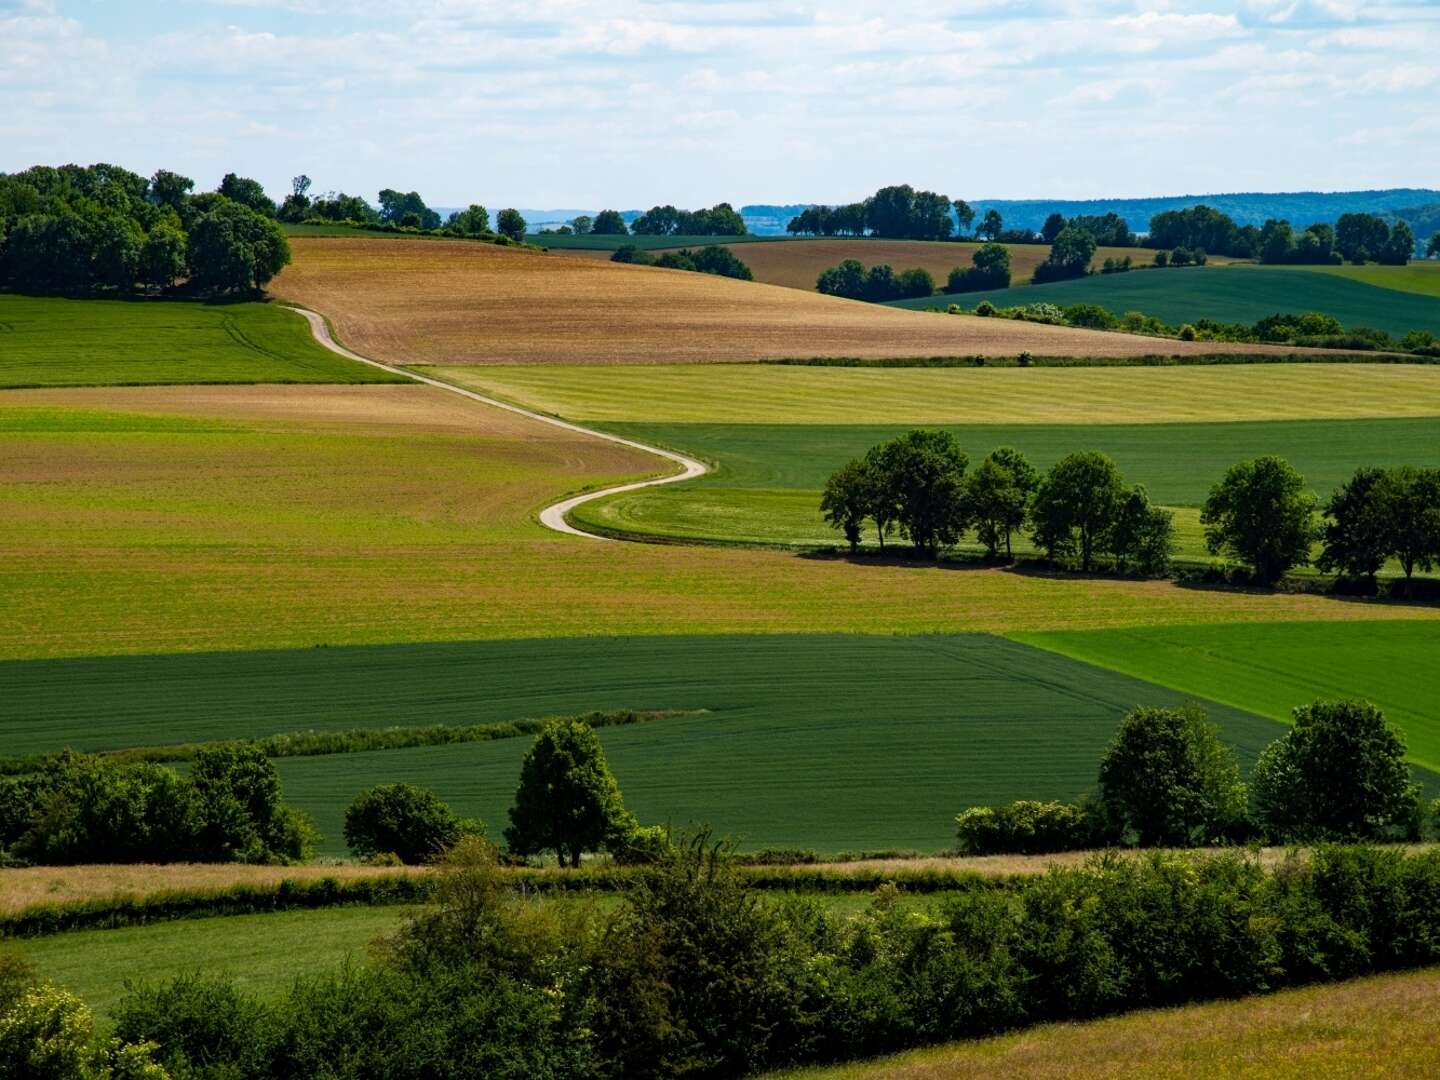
[289,306,706,540]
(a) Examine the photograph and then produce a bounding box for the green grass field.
[1014,620,1440,771]
[0,294,403,388]
[0,633,1287,854]
[1259,260,1440,299]
[10,905,410,1023]
[885,266,1440,339]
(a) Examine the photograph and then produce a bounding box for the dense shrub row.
[38,838,1440,1080]
[612,243,753,279]
[0,746,315,866]
[821,433,1175,573]
[815,258,935,301]
[959,701,1423,855]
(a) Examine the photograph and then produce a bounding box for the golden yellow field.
[562,238,1207,291]
[767,967,1440,1079]
[270,237,1300,366]
[5,384,1432,662]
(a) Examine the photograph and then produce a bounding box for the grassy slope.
[0,294,403,388]
[1,633,1284,854]
[1013,621,1440,771]
[430,362,1440,425]
[764,966,1440,1080]
[1257,260,1440,299]
[11,905,410,1023]
[886,266,1440,338]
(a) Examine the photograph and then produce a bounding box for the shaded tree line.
[0,162,290,295]
[821,434,1175,573]
[1259,213,1415,266]
[628,203,748,236]
[959,698,1422,855]
[788,185,974,241]
[815,259,934,301]
[612,243,754,280]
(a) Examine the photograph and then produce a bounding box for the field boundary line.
[287,306,707,540]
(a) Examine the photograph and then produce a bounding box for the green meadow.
[1263,260,1440,299]
[886,266,1440,339]
[1,633,1288,855]
[1014,620,1440,771]
[0,294,403,387]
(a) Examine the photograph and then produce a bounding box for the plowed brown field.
[270,237,1294,366]
[559,238,1205,291]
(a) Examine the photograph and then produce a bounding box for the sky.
[2,0,1438,208]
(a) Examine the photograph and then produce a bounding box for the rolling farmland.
[0,294,405,388]
[888,265,1440,339]
[1257,260,1440,299]
[269,237,1317,365]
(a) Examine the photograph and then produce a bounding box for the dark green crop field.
[1014,620,1440,772]
[885,267,1440,339]
[0,294,404,387]
[0,634,1284,854]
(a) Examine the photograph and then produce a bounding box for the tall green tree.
[1201,456,1317,585]
[1317,466,1390,584]
[979,208,1003,241]
[1041,212,1066,242]
[1249,700,1420,842]
[186,200,291,294]
[952,198,975,236]
[592,209,628,235]
[1335,212,1390,263]
[1030,451,1125,572]
[570,215,593,235]
[505,719,635,867]
[217,172,276,217]
[1106,485,1175,576]
[820,459,873,553]
[867,429,969,558]
[966,447,1036,558]
[1379,219,1416,265]
[138,222,187,291]
[445,204,490,236]
[496,208,527,242]
[1098,705,1245,846]
[1373,465,1440,579]
[148,169,194,213]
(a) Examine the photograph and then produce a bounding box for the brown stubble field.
[558,238,1222,291]
[3,384,1437,662]
[269,237,1298,366]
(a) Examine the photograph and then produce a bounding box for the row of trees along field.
[1151,204,1422,263]
[535,203,749,237]
[822,433,1440,587]
[610,243,753,279]
[278,175,530,242]
[0,163,291,294]
[959,699,1426,853]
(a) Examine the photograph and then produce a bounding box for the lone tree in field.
[821,458,874,553]
[344,782,472,864]
[1030,451,1125,572]
[1249,701,1420,842]
[1098,705,1245,847]
[496,208,527,242]
[966,447,1037,558]
[1201,455,1317,585]
[506,719,635,867]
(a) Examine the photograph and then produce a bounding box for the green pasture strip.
[589,417,1440,507]
[0,294,404,388]
[524,233,780,250]
[0,709,696,776]
[1011,620,1440,773]
[269,638,1282,856]
[10,905,410,1024]
[1246,260,1440,299]
[885,266,1440,339]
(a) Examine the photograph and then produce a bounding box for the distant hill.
[741,191,1440,236]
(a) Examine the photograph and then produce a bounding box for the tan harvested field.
[562,238,1201,291]
[766,967,1440,1080]
[0,863,426,915]
[270,237,1303,366]
[5,385,1436,661]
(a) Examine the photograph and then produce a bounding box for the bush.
[955,800,1111,855]
[1178,323,1197,341]
[610,824,675,866]
[344,783,474,864]
[1062,303,1119,331]
[974,299,997,316]
[1250,701,1422,842]
[0,983,168,1079]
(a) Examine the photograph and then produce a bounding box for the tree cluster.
[815,259,934,301]
[944,242,1011,293]
[962,698,1421,854]
[1146,204,1260,258]
[0,162,290,295]
[1319,465,1440,585]
[0,745,315,865]
[629,203,748,236]
[378,189,442,230]
[821,435,1175,573]
[787,185,970,240]
[612,243,754,280]
[1259,213,1414,266]
[1031,224,1099,283]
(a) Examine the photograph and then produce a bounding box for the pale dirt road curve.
[289,306,706,540]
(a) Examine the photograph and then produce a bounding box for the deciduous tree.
[1030,451,1125,572]
[1201,456,1317,585]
